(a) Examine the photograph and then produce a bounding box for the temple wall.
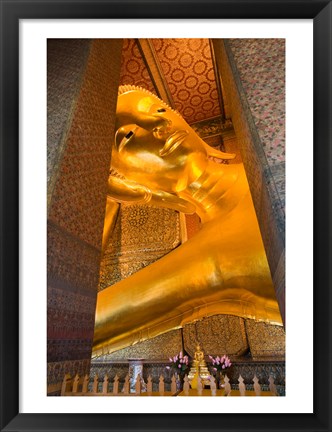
[47,39,123,394]
[212,39,285,325]
[98,316,285,362]
[99,203,181,290]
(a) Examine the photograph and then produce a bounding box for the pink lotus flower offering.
[208,354,232,375]
[166,351,189,375]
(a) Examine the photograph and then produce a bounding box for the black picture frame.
[1,1,331,431]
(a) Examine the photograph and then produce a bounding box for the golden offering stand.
[188,345,210,388]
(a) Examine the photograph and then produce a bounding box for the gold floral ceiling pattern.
[119,38,221,125]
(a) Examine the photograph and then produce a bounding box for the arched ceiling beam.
[136,38,176,109]
[209,39,227,121]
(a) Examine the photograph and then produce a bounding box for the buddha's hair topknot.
[118,85,181,118]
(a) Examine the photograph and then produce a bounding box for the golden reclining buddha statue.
[92,85,283,356]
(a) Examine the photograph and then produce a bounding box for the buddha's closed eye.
[116,126,138,152]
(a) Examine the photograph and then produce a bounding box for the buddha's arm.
[101,175,196,252]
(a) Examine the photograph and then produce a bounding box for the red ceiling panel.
[151,38,221,124]
[119,39,156,94]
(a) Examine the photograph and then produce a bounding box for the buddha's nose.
[153,118,172,139]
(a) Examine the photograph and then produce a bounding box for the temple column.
[212,39,286,326]
[47,39,123,394]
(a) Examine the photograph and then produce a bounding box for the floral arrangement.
[208,354,232,376]
[166,351,189,375]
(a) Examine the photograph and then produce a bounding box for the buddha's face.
[112,89,208,193]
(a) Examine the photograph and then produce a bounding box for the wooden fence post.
[72,374,80,393]
[268,376,277,395]
[82,374,89,393]
[159,375,165,395]
[92,374,99,394]
[210,376,216,396]
[147,376,153,394]
[253,375,261,396]
[102,375,109,394]
[171,375,177,394]
[238,375,246,396]
[183,375,190,395]
[113,375,119,395]
[123,374,130,395]
[60,374,72,396]
[224,374,231,396]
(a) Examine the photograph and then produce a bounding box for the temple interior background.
[47,38,285,396]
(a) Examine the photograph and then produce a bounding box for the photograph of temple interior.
[47,38,285,397]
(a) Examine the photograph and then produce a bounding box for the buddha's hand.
[107,175,196,214]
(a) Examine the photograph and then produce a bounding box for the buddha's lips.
[159,130,189,157]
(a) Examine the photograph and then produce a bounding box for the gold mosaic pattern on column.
[99,203,181,290]
[48,39,123,250]
[213,39,285,325]
[47,358,91,391]
[47,39,90,209]
[245,319,285,360]
[183,315,249,358]
[97,329,183,361]
[47,39,123,392]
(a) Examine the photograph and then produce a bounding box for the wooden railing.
[60,372,279,396]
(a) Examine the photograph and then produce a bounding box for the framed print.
[1,1,331,431]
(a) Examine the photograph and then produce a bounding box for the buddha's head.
[112,86,234,194]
